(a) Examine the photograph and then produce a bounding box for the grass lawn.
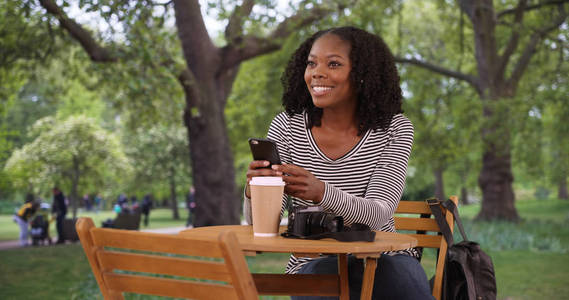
[1,199,568,299]
[0,244,93,300]
[0,208,190,241]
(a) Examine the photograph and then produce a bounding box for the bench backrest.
[76,218,258,300]
[394,196,458,300]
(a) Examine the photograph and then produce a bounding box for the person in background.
[52,187,67,244]
[244,27,432,299]
[141,194,153,227]
[13,198,39,246]
[130,195,139,212]
[83,194,92,211]
[117,193,128,212]
[186,186,196,227]
[94,194,102,213]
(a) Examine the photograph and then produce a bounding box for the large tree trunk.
[559,176,568,200]
[184,92,239,226]
[434,168,445,201]
[477,148,518,220]
[465,0,521,221]
[175,0,239,226]
[182,66,240,226]
[476,102,519,221]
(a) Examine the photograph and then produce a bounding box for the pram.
[30,214,52,246]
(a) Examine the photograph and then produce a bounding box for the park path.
[0,226,188,251]
[1,219,260,251]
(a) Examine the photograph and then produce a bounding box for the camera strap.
[281,223,376,242]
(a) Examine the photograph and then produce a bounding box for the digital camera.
[287,206,344,237]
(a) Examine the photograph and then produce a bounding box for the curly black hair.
[281,26,403,134]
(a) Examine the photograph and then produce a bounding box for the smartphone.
[248,138,282,168]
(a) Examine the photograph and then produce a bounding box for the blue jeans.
[291,254,434,300]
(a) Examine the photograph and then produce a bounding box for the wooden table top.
[180,225,417,257]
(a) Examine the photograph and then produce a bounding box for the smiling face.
[304,33,356,110]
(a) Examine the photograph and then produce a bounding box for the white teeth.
[313,86,332,93]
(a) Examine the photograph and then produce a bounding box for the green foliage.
[121,124,191,199]
[78,0,187,130]
[0,0,59,105]
[3,115,132,205]
[462,219,568,253]
[511,30,569,191]
[388,0,483,198]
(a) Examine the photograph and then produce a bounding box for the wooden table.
[180,225,417,300]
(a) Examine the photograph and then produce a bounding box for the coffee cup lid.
[250,176,285,186]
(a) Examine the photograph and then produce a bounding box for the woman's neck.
[319,106,358,134]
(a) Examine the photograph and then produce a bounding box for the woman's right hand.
[245,160,282,198]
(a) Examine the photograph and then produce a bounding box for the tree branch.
[496,0,527,81]
[457,0,476,21]
[38,0,117,62]
[507,5,568,87]
[173,0,219,79]
[395,56,482,92]
[224,0,255,44]
[497,0,569,19]
[219,2,339,71]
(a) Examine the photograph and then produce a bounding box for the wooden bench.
[394,196,458,300]
[112,212,141,230]
[76,218,258,299]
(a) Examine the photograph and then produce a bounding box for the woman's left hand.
[272,164,325,203]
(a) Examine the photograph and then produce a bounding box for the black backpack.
[428,198,497,300]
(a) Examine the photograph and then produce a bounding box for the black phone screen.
[248,138,281,167]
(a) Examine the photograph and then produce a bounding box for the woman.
[244,26,433,299]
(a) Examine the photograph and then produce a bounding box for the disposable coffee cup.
[250,176,285,237]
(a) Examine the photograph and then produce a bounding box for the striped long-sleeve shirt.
[244,111,417,274]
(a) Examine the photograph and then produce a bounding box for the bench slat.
[91,228,224,258]
[97,251,232,282]
[103,272,238,300]
[394,217,439,232]
[403,233,443,248]
[395,201,432,214]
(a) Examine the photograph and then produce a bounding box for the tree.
[404,74,481,202]
[122,124,191,219]
[513,43,569,199]
[34,0,346,226]
[392,0,568,220]
[4,115,131,218]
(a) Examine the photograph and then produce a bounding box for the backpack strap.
[441,199,469,242]
[427,198,454,245]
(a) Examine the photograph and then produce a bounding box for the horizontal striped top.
[244,111,417,274]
